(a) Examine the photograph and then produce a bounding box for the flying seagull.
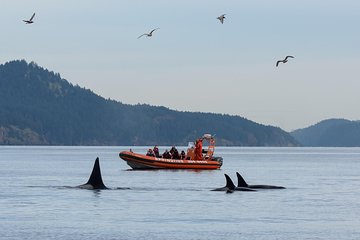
[217,14,226,24]
[138,28,160,39]
[276,55,294,67]
[23,13,35,24]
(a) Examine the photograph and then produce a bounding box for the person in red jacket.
[194,138,203,160]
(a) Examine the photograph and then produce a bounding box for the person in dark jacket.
[146,148,155,157]
[180,150,186,160]
[153,145,160,157]
[172,148,180,159]
[162,149,171,159]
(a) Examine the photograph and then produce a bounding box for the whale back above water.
[212,174,256,192]
[224,174,236,192]
[236,172,285,189]
[212,173,235,192]
[78,157,108,190]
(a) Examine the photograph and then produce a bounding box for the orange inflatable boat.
[119,134,223,170]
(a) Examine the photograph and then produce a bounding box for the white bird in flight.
[276,56,294,67]
[23,13,35,24]
[217,14,226,24]
[138,28,160,39]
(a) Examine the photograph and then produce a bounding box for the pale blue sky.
[1,0,359,131]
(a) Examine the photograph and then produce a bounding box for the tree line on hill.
[0,60,300,146]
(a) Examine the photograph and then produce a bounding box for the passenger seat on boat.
[186,144,195,160]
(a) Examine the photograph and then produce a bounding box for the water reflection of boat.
[119,134,223,170]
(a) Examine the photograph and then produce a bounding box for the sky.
[1,0,359,131]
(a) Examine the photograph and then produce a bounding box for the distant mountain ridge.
[0,60,299,146]
[291,118,360,147]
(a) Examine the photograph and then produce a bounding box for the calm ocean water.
[1,146,360,240]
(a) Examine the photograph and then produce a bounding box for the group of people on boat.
[145,137,204,160]
[121,134,220,170]
[146,145,187,160]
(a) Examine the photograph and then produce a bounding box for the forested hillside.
[291,119,360,147]
[0,60,299,146]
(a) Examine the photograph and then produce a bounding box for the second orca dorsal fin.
[80,157,108,190]
[236,172,249,187]
[224,174,235,191]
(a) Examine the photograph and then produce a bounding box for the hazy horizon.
[2,0,359,131]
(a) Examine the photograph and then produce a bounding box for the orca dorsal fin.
[83,157,107,189]
[224,174,235,191]
[236,172,249,187]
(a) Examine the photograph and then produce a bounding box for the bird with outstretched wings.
[217,14,226,24]
[138,28,160,39]
[23,13,35,24]
[276,55,294,67]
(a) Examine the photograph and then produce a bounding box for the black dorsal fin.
[236,172,249,187]
[85,157,107,189]
[224,174,235,191]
